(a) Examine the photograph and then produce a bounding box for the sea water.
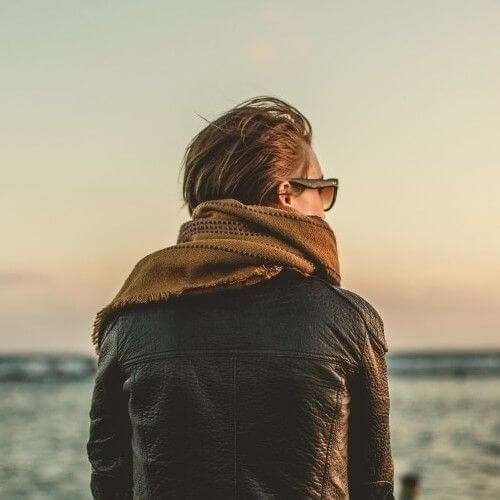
[0,353,499,499]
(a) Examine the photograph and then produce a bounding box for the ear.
[276,181,293,206]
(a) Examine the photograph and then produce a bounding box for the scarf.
[91,198,341,355]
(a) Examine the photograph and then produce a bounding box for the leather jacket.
[86,268,395,499]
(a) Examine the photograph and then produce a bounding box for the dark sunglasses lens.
[320,186,336,211]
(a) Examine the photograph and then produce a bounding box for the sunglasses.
[279,177,339,211]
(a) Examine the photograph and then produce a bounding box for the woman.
[86,96,395,499]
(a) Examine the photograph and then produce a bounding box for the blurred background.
[1,1,499,498]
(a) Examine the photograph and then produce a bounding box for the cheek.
[299,190,315,208]
[310,189,323,208]
[298,190,322,211]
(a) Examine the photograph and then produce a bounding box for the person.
[86,96,395,499]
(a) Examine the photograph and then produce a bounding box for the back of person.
[89,268,394,499]
[86,95,395,499]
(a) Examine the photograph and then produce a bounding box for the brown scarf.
[91,198,341,355]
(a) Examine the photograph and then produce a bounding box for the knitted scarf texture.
[91,198,341,355]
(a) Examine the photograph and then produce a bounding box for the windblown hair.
[178,95,313,216]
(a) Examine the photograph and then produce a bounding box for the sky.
[1,1,499,354]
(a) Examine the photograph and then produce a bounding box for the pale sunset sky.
[1,1,499,354]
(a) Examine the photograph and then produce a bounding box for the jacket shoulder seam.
[307,276,388,355]
[332,288,388,354]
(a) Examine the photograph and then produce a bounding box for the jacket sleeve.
[347,316,395,500]
[86,314,133,499]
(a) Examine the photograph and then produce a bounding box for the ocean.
[1,352,499,499]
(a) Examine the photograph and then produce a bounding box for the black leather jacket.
[86,268,395,499]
